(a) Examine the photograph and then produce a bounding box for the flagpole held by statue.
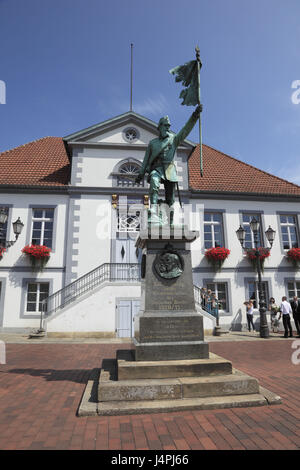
[136,47,203,225]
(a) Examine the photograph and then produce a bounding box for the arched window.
[115,160,143,187]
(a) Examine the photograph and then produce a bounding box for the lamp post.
[236,218,276,338]
[0,208,24,249]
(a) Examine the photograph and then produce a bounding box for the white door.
[116,299,140,338]
[114,235,141,279]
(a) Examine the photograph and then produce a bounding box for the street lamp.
[236,218,276,338]
[0,209,24,249]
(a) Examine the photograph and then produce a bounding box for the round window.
[123,127,139,143]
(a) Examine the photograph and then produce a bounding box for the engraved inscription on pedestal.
[138,315,204,343]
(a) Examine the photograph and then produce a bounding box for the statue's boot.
[148,204,161,225]
[168,206,175,226]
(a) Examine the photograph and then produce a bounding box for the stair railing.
[39,263,140,329]
[39,265,218,331]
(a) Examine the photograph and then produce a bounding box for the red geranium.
[287,248,300,262]
[205,247,230,261]
[22,245,51,271]
[0,247,6,258]
[245,247,270,261]
[22,244,51,258]
[245,247,270,273]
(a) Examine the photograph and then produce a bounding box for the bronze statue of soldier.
[136,104,202,224]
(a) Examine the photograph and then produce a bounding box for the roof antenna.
[130,43,133,112]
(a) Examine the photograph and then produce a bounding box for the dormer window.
[116,161,143,187]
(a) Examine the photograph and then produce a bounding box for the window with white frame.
[242,213,262,249]
[279,214,299,250]
[204,212,224,249]
[247,281,269,309]
[287,280,300,301]
[31,208,54,248]
[205,282,228,312]
[0,207,9,246]
[117,199,142,232]
[116,162,143,187]
[26,282,49,313]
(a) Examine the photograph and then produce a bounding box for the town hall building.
[0,111,300,337]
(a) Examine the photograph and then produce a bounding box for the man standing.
[290,296,300,337]
[136,105,202,224]
[279,296,293,338]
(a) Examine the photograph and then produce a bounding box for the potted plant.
[22,244,51,271]
[286,247,300,267]
[0,247,6,259]
[204,247,230,271]
[245,247,270,273]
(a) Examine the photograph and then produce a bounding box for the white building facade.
[0,111,300,336]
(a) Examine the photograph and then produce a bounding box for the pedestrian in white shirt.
[279,296,293,338]
[244,300,255,332]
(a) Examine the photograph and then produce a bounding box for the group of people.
[244,296,300,338]
[200,287,220,317]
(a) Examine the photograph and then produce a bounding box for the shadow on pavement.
[1,368,93,384]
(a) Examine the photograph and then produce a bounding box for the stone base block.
[117,352,232,380]
[98,368,259,402]
[97,394,268,416]
[77,353,282,417]
[133,339,209,361]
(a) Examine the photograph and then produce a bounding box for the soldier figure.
[136,104,202,224]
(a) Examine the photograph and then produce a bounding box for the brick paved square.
[0,339,299,450]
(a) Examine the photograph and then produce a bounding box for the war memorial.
[78,50,281,416]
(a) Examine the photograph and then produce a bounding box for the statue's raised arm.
[173,104,202,149]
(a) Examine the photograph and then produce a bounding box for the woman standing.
[244,300,255,332]
[206,289,212,314]
[268,297,279,332]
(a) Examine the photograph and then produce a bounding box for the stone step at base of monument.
[98,368,259,402]
[133,339,209,361]
[117,352,232,380]
[96,393,269,416]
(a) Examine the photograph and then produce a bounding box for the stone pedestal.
[134,226,209,361]
[82,225,282,417]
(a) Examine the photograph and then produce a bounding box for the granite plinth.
[78,352,282,416]
[117,353,233,380]
[79,225,283,416]
[134,228,207,361]
[134,312,204,343]
[133,339,209,361]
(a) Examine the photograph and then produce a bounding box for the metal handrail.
[39,266,217,331]
[193,285,219,324]
[39,262,140,329]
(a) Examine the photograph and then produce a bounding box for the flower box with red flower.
[287,247,300,266]
[0,247,6,259]
[22,244,51,270]
[245,247,270,272]
[204,247,230,270]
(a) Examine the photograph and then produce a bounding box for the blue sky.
[1,0,300,184]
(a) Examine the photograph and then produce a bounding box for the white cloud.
[134,93,169,116]
[269,163,300,186]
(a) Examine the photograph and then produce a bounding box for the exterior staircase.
[39,263,140,329]
[38,263,217,333]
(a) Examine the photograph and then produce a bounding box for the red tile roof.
[189,144,300,196]
[1,136,300,197]
[0,137,70,187]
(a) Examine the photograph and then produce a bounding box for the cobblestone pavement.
[0,339,299,450]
